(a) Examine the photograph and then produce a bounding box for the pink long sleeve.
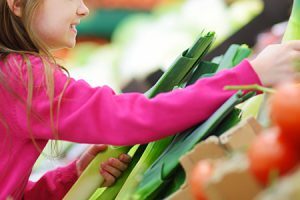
[13,56,261,145]
[0,54,261,199]
[24,161,78,200]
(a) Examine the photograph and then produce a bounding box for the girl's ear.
[6,0,22,17]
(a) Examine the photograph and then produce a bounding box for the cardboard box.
[205,154,263,200]
[220,117,262,151]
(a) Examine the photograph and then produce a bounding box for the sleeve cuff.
[233,59,263,87]
[56,160,79,185]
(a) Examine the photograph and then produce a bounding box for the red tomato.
[270,83,300,143]
[189,160,213,200]
[248,128,299,185]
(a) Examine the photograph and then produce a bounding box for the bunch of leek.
[91,41,252,200]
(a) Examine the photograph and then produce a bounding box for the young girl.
[1,0,299,199]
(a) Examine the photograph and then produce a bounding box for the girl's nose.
[77,1,89,17]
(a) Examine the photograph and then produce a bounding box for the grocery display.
[27,0,300,199]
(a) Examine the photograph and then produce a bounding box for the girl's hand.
[250,41,300,87]
[76,144,131,187]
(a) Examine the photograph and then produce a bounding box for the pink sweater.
[0,54,261,199]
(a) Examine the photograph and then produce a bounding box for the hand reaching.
[250,41,300,87]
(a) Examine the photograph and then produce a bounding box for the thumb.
[76,145,108,176]
[86,144,108,157]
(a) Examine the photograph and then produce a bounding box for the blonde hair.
[0,0,70,157]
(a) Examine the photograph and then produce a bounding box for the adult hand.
[76,144,131,187]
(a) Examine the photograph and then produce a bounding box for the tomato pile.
[270,83,300,143]
[248,82,300,185]
[248,127,299,185]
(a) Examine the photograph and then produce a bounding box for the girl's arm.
[24,161,78,200]
[13,55,261,145]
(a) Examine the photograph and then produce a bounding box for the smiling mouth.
[70,24,77,33]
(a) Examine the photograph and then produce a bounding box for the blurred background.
[31,0,291,181]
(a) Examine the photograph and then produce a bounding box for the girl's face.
[32,0,89,50]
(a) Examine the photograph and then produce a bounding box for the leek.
[64,146,130,200]
[217,44,251,72]
[185,61,218,85]
[282,0,300,42]
[213,108,242,137]
[145,31,215,97]
[91,145,147,200]
[238,94,264,120]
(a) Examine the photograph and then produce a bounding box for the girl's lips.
[70,24,77,34]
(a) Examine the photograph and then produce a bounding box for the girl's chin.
[68,39,77,48]
[59,41,76,49]
[49,44,76,52]
[67,43,76,49]
[48,38,77,51]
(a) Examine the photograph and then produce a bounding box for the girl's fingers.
[98,154,132,187]
[76,145,108,176]
[88,144,108,155]
[119,154,132,164]
[100,170,116,187]
[101,163,122,177]
[286,40,300,50]
[107,158,128,171]
[82,145,108,162]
